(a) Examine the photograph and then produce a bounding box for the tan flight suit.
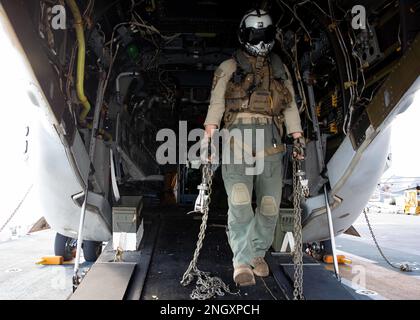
[204,50,303,267]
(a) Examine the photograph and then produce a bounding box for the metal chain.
[0,184,33,234]
[181,164,239,300]
[363,208,412,272]
[292,160,305,300]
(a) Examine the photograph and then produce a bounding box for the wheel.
[322,239,332,254]
[82,240,102,262]
[308,240,331,261]
[54,233,76,261]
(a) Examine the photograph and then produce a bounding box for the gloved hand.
[205,124,217,139]
[202,125,218,163]
[293,136,306,161]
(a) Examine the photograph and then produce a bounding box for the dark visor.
[241,25,276,45]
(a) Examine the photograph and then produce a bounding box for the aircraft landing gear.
[82,240,102,262]
[54,233,76,261]
[54,233,102,262]
[307,240,332,262]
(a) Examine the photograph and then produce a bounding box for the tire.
[54,233,75,261]
[322,240,332,255]
[82,240,102,262]
[309,241,330,261]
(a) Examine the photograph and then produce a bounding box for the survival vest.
[223,50,293,129]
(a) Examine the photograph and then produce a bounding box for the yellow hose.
[66,0,91,122]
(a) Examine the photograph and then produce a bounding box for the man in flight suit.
[204,9,305,286]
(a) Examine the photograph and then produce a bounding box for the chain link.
[292,160,305,300]
[181,164,239,300]
[363,208,412,272]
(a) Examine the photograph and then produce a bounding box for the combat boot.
[233,265,256,286]
[251,257,269,277]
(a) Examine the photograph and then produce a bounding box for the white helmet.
[238,9,276,57]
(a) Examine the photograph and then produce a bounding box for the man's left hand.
[291,132,305,160]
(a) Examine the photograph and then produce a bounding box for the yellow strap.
[269,95,274,112]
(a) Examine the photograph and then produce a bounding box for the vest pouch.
[225,82,248,111]
[271,79,292,113]
[248,89,271,114]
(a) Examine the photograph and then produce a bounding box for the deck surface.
[139,207,359,300]
[141,215,286,300]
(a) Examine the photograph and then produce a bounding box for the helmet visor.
[241,25,276,45]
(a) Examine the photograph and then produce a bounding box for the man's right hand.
[205,124,218,138]
[203,125,217,163]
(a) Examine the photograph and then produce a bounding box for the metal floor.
[72,206,363,300]
[141,215,285,300]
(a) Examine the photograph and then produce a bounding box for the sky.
[387,90,420,178]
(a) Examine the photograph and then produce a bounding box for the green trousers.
[221,123,284,267]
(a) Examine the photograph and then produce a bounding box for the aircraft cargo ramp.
[71,207,364,300]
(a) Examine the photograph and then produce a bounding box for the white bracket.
[281,232,295,252]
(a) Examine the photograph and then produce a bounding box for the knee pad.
[231,183,251,206]
[260,196,278,216]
